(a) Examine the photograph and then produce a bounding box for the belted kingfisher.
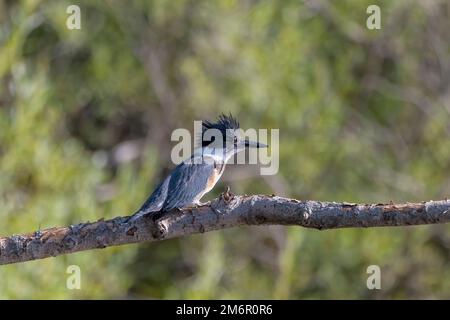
[132,114,267,220]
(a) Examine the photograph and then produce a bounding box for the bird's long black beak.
[244,139,268,148]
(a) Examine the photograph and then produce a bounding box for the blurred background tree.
[0,0,449,299]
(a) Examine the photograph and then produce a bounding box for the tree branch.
[1,194,450,265]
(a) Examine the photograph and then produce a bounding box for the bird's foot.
[192,200,222,215]
[180,202,204,212]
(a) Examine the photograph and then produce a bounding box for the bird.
[131,113,268,220]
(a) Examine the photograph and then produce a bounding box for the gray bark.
[1,194,450,265]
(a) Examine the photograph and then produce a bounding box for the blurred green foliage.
[1,0,450,299]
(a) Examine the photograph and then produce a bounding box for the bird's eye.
[233,136,238,145]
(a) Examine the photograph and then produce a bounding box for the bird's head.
[200,113,268,161]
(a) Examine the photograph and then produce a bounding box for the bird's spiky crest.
[199,113,240,148]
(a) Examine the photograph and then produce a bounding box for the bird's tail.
[128,207,159,223]
[128,177,169,222]
[128,189,166,222]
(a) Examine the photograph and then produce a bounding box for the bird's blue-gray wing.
[134,175,170,214]
[162,162,215,211]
